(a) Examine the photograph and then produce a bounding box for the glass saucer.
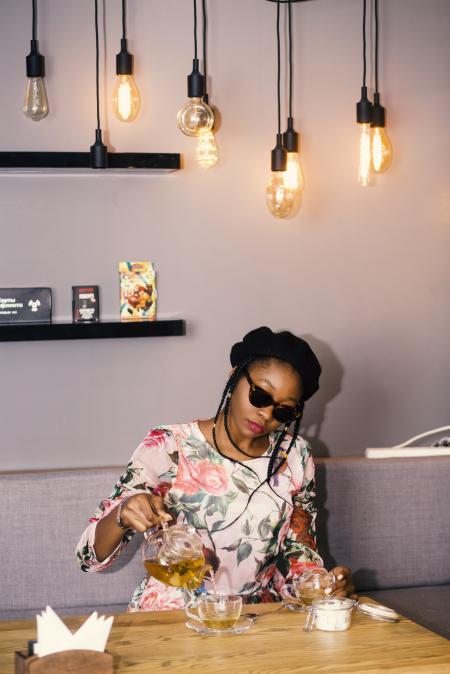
[185,616,253,635]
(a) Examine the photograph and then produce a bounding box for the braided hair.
[212,356,305,482]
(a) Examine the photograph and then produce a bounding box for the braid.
[267,400,305,480]
[212,358,254,458]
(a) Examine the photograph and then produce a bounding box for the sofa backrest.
[1,467,143,614]
[315,456,450,591]
[1,456,449,614]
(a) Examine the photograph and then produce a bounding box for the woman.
[76,326,355,611]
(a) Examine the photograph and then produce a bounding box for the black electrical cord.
[94,0,100,130]
[32,0,37,41]
[122,0,127,41]
[202,0,208,96]
[288,0,293,118]
[362,0,367,87]
[193,0,198,60]
[374,0,379,94]
[276,1,281,134]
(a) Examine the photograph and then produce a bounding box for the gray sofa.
[1,457,449,639]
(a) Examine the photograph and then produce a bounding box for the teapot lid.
[157,523,203,564]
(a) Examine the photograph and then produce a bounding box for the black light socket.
[372,92,386,127]
[90,129,108,169]
[356,86,373,124]
[26,40,45,78]
[271,134,287,172]
[187,59,205,98]
[282,117,299,153]
[116,38,133,76]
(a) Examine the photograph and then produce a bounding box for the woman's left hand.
[329,566,358,601]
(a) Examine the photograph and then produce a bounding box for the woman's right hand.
[117,493,172,533]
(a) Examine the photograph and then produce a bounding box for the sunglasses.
[244,369,300,424]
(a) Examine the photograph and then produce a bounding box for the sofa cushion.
[315,457,450,591]
[367,585,450,641]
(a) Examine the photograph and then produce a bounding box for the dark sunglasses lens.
[273,406,296,424]
[249,386,273,409]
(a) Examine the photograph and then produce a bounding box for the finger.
[333,590,347,597]
[327,579,347,594]
[149,495,172,522]
[331,566,350,581]
[123,504,155,532]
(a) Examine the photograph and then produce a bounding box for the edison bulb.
[283,152,304,192]
[372,126,392,173]
[112,74,140,122]
[195,131,219,169]
[23,77,48,121]
[177,97,214,137]
[266,172,294,218]
[358,123,372,186]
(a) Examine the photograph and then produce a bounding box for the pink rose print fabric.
[76,422,323,611]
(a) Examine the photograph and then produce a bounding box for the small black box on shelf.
[0,287,52,324]
[72,286,100,323]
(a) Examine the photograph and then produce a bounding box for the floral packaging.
[119,261,156,322]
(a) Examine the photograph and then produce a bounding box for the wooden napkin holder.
[15,649,113,674]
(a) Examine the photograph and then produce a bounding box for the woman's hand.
[329,566,358,600]
[117,493,172,533]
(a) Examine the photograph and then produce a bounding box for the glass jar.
[304,597,355,632]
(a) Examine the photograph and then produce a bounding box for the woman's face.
[228,359,303,439]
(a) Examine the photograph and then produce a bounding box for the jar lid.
[311,597,354,611]
[357,602,400,622]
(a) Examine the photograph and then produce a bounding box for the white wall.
[0,0,449,469]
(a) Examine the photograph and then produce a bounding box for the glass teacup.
[185,593,243,631]
[283,568,336,608]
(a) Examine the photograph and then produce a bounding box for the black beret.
[230,326,321,401]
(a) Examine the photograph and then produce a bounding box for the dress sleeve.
[278,446,323,578]
[75,427,178,573]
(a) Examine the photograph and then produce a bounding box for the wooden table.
[1,599,449,674]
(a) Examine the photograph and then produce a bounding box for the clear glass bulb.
[195,131,219,169]
[177,97,214,137]
[358,123,372,186]
[372,126,392,173]
[112,74,140,122]
[23,77,48,121]
[283,152,304,192]
[266,171,295,218]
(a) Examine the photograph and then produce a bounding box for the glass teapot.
[141,522,212,591]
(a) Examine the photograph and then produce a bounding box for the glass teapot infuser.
[141,522,212,591]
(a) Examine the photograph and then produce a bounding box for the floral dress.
[76,421,323,611]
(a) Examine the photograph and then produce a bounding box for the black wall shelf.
[0,320,185,342]
[0,152,181,174]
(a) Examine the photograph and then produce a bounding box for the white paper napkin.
[34,606,114,656]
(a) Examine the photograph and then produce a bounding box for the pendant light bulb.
[358,123,372,187]
[282,118,304,193]
[372,127,392,172]
[24,77,48,121]
[195,130,219,169]
[177,59,214,137]
[266,172,295,218]
[356,86,373,186]
[371,94,392,173]
[112,74,140,122]
[24,40,48,121]
[113,39,140,122]
[266,134,293,219]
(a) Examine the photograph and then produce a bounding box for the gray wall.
[0,0,449,470]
